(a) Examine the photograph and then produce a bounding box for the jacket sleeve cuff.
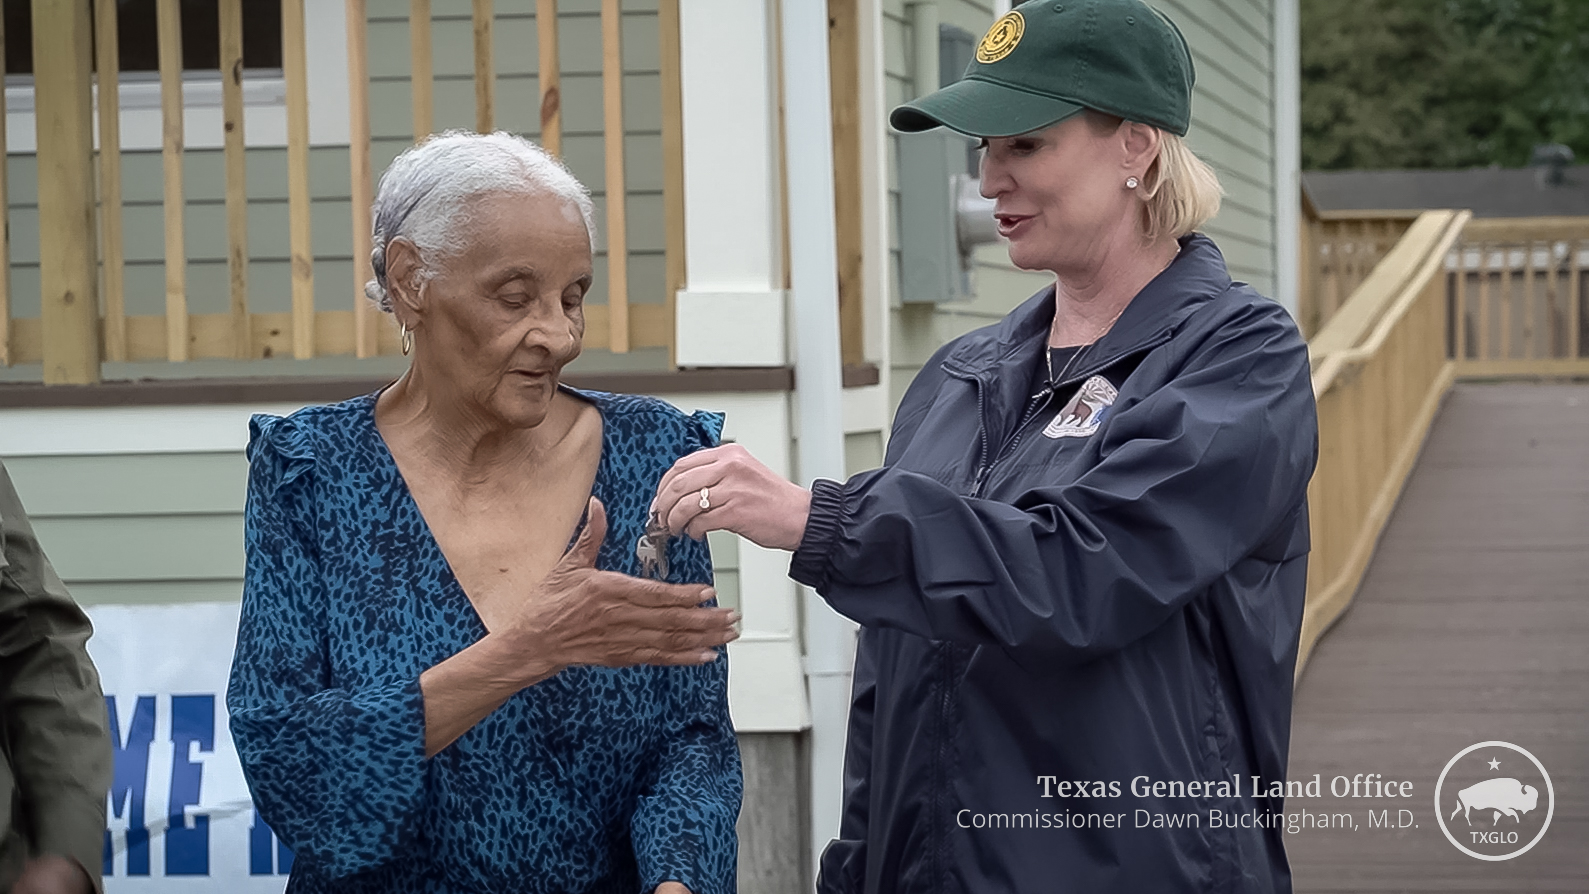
[789,478,846,591]
[32,790,108,893]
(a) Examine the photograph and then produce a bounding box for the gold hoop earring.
[400,323,413,356]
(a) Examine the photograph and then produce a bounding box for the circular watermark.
[1433,741,1553,861]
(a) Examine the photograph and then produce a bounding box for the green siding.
[4,0,669,375]
[845,431,885,477]
[3,452,246,515]
[3,449,739,612]
[887,0,1279,413]
[365,0,668,322]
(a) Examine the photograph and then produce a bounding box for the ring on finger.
[698,487,711,510]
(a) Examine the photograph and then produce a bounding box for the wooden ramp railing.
[1296,207,1589,673]
[12,0,685,384]
[1298,209,1471,673]
[1451,217,1589,378]
[1297,204,1420,339]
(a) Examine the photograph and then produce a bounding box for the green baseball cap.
[890,0,1195,138]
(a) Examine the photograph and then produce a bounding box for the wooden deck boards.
[1287,382,1589,892]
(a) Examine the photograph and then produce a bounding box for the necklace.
[1046,302,1128,389]
[1044,246,1180,389]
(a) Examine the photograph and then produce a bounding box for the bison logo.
[1043,375,1118,439]
[1448,777,1538,825]
[1435,741,1554,862]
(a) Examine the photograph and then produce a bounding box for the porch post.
[32,0,101,384]
[674,0,785,366]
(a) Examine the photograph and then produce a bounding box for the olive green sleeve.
[0,460,111,892]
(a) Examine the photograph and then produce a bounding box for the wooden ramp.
[1287,382,1589,892]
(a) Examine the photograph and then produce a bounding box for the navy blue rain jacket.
[791,234,1318,893]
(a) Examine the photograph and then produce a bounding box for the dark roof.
[1302,165,1589,217]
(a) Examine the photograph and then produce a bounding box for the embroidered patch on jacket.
[1043,375,1118,439]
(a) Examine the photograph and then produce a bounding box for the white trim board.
[0,404,313,457]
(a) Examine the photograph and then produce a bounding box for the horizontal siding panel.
[434,0,659,14]
[1189,128,1273,190]
[1159,0,1271,76]
[69,579,243,607]
[567,133,664,193]
[938,2,996,40]
[1223,0,1274,31]
[1192,56,1273,131]
[883,13,911,81]
[88,148,357,206]
[597,192,666,253]
[366,71,665,141]
[552,12,663,76]
[370,8,660,79]
[376,0,659,17]
[844,431,884,478]
[562,72,664,134]
[589,251,667,306]
[6,453,246,516]
[1194,104,1277,165]
[887,193,901,250]
[104,258,357,318]
[1200,226,1272,275]
[1204,168,1274,220]
[108,199,357,266]
[885,73,911,108]
[32,515,245,582]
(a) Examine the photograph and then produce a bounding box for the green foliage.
[1301,0,1589,170]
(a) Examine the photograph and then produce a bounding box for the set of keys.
[635,509,671,581]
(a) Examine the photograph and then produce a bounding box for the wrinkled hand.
[501,498,739,673]
[652,444,812,551]
[12,856,93,894]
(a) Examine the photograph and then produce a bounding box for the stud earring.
[400,323,414,356]
[1126,176,1140,189]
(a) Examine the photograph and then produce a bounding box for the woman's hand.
[421,498,738,756]
[499,498,739,672]
[652,444,812,551]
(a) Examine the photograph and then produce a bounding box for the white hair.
[364,130,596,311]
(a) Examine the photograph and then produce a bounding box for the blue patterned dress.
[227,387,741,894]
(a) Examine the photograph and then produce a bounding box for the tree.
[1302,0,1589,170]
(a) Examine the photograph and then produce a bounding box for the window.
[3,0,347,152]
[4,0,282,76]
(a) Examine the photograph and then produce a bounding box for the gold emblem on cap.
[976,11,1025,64]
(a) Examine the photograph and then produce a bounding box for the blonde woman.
[652,0,1318,891]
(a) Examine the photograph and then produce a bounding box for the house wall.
[1,0,672,379]
[885,0,1280,410]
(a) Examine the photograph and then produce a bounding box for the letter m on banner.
[250,811,295,876]
[103,695,156,876]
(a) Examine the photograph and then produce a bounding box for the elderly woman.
[653,1,1317,892]
[228,131,741,894]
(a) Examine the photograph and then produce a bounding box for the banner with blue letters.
[86,602,291,892]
